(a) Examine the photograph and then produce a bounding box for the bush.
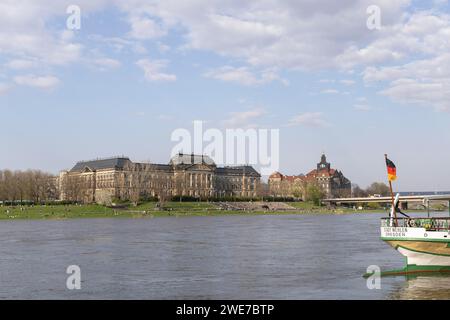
[170,196,200,202]
[0,200,78,206]
[111,198,131,205]
[139,196,159,202]
[169,196,262,202]
[366,202,381,209]
[262,196,297,202]
[305,184,325,206]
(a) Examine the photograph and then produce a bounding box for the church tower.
[317,154,331,172]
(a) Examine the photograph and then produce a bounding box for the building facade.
[268,154,351,199]
[266,172,305,199]
[59,153,261,204]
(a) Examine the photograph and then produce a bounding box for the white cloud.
[115,1,450,113]
[356,97,368,102]
[354,104,372,111]
[363,52,450,111]
[364,53,450,83]
[0,83,11,95]
[380,79,450,112]
[0,0,85,66]
[204,66,288,86]
[88,34,147,54]
[2,0,450,113]
[318,79,335,83]
[320,89,339,94]
[223,108,267,128]
[158,114,173,120]
[352,11,450,112]
[157,42,170,53]
[288,112,330,127]
[340,79,355,86]
[136,58,177,82]
[92,58,121,70]
[0,0,110,92]
[117,0,409,70]
[127,15,167,39]
[14,75,60,89]
[5,59,36,70]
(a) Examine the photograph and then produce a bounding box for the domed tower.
[317,153,331,172]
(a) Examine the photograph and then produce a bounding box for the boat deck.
[381,217,450,232]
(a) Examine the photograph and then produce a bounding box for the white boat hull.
[381,226,450,272]
[397,245,450,267]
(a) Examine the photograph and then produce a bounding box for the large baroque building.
[59,153,261,204]
[268,154,351,199]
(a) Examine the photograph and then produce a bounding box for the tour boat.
[362,155,450,277]
[379,193,450,276]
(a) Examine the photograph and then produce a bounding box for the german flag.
[386,157,397,181]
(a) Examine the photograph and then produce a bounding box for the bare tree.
[256,181,270,199]
[352,184,368,197]
[152,171,172,208]
[128,169,142,206]
[173,171,186,202]
[62,174,86,203]
[366,182,390,196]
[0,169,57,203]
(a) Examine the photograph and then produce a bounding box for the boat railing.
[381,217,450,231]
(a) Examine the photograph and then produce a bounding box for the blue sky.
[0,0,450,191]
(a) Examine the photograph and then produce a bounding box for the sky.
[0,0,449,191]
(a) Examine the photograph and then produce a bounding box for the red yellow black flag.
[385,157,397,181]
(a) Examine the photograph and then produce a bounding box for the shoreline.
[1,201,440,221]
[0,204,394,221]
[0,211,384,221]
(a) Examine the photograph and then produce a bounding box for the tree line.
[256,180,327,205]
[0,167,393,205]
[352,182,391,197]
[0,170,57,203]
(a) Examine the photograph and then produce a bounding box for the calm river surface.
[0,213,449,299]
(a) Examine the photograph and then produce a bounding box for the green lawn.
[0,204,114,220]
[0,201,387,220]
[0,202,231,220]
[287,201,320,210]
[136,201,216,210]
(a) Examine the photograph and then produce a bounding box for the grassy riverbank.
[0,201,389,220]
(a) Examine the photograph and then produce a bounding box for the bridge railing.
[381,217,450,231]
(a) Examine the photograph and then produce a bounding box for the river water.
[0,213,449,299]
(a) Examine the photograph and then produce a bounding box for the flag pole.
[385,154,398,227]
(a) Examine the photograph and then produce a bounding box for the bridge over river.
[323,194,450,213]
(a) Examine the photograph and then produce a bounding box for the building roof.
[306,168,337,178]
[169,153,215,166]
[269,172,305,182]
[69,154,261,176]
[150,164,172,171]
[70,157,131,172]
[269,154,350,187]
[216,166,261,177]
[269,172,283,179]
[284,175,304,182]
